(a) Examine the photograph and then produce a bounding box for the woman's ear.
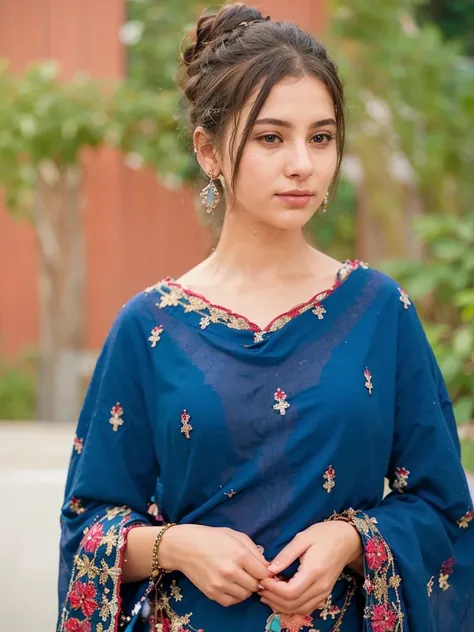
[193,126,220,177]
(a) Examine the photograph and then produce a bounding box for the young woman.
[57,4,474,631]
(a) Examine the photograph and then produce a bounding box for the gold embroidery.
[180,410,193,439]
[327,509,404,631]
[323,466,336,493]
[254,331,265,343]
[148,325,164,347]
[69,497,86,515]
[427,576,434,596]
[224,489,237,498]
[364,368,373,395]
[273,388,290,415]
[73,435,84,454]
[312,304,326,320]
[457,510,474,529]
[392,467,410,493]
[439,557,455,591]
[109,403,124,432]
[398,288,411,310]
[151,581,204,631]
[148,261,364,334]
[319,594,341,620]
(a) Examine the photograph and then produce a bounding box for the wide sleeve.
[333,295,474,631]
[57,299,161,632]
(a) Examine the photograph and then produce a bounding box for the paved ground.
[0,422,473,632]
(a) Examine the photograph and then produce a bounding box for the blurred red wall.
[0,0,326,357]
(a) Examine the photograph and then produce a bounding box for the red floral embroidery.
[69,497,86,515]
[439,556,455,591]
[273,388,290,415]
[392,466,410,492]
[80,522,104,553]
[366,537,388,570]
[64,618,92,632]
[363,576,374,594]
[323,465,336,493]
[73,436,84,454]
[370,603,397,632]
[109,403,124,431]
[69,581,98,617]
[281,613,313,632]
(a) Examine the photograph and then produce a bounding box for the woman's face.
[218,75,339,231]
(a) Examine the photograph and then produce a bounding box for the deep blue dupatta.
[57,261,474,632]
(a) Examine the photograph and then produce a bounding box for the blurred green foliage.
[419,0,474,55]
[0,343,36,420]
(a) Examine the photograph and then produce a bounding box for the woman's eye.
[259,134,281,144]
[312,133,335,144]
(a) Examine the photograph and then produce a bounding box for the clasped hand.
[167,521,362,614]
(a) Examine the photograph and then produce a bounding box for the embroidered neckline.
[148,259,367,334]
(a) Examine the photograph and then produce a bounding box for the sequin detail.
[312,304,326,320]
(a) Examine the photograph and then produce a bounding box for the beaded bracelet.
[151,523,176,578]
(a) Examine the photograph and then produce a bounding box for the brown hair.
[179,3,345,213]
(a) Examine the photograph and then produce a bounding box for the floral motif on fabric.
[69,497,86,515]
[457,509,474,529]
[180,410,193,439]
[327,509,404,632]
[109,403,124,432]
[273,388,290,416]
[364,369,373,395]
[148,325,164,347]
[73,435,84,454]
[391,467,410,493]
[281,613,315,631]
[323,465,336,493]
[312,304,326,320]
[278,573,357,632]
[319,594,341,620]
[58,507,149,632]
[150,260,365,334]
[398,288,411,310]
[150,580,205,632]
[427,576,434,596]
[439,557,455,591]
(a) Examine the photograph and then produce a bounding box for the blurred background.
[0,0,473,629]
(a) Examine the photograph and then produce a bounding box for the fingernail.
[257,584,264,590]
[268,564,277,573]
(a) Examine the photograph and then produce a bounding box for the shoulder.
[361,264,412,309]
[108,281,170,339]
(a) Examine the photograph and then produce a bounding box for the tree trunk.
[34,162,85,421]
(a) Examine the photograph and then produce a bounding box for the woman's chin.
[261,208,316,231]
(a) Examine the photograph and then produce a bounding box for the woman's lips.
[276,194,314,208]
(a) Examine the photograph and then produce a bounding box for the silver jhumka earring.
[320,191,329,213]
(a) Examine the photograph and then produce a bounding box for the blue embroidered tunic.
[57,261,474,632]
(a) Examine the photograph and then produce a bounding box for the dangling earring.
[320,191,329,213]
[200,170,221,214]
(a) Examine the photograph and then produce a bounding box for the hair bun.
[181,4,267,69]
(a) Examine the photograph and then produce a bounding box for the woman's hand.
[258,521,362,615]
[159,524,272,607]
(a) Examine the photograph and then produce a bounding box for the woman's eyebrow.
[253,117,337,129]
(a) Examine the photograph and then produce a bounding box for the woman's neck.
[207,210,319,286]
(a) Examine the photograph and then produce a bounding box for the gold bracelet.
[151,523,176,578]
